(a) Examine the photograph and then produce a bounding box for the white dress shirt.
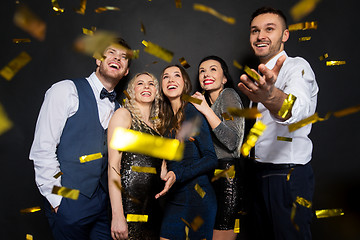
[255,51,319,164]
[29,72,117,208]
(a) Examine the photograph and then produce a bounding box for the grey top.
[211,88,245,159]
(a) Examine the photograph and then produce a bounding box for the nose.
[257,30,266,40]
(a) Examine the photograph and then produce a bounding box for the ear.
[282,29,290,43]
[96,58,102,67]
[222,76,228,85]
[124,67,129,76]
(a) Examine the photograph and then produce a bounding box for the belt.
[255,162,301,170]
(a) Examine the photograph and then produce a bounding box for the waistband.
[254,162,302,170]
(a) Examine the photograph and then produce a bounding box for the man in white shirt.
[29,37,131,239]
[238,7,319,240]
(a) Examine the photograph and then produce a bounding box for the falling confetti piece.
[74,0,87,15]
[12,38,31,43]
[319,53,328,61]
[288,112,330,132]
[82,27,94,36]
[212,165,235,182]
[142,40,174,63]
[287,168,295,181]
[278,94,297,119]
[140,21,146,34]
[0,103,14,135]
[51,0,64,13]
[131,166,157,174]
[240,121,266,157]
[233,60,243,70]
[234,218,240,233]
[179,57,190,69]
[110,127,184,161]
[123,90,131,100]
[333,104,360,117]
[52,186,80,200]
[26,234,33,240]
[20,206,41,213]
[290,0,321,22]
[190,215,204,231]
[221,112,233,121]
[175,0,182,8]
[290,202,300,231]
[194,183,206,198]
[181,94,202,105]
[315,209,344,218]
[244,65,260,82]
[95,6,120,13]
[79,152,103,163]
[277,136,293,142]
[126,214,148,222]
[295,196,312,208]
[289,21,318,31]
[53,171,63,179]
[227,107,261,119]
[298,36,312,42]
[326,61,346,66]
[193,3,235,25]
[13,4,46,41]
[0,51,31,81]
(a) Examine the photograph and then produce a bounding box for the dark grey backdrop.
[1,0,359,239]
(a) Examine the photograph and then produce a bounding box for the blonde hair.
[124,72,161,132]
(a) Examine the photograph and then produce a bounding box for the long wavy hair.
[124,72,161,132]
[158,65,192,135]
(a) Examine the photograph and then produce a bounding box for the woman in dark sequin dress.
[191,56,245,240]
[157,65,218,240]
[107,72,165,240]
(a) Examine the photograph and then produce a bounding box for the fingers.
[239,74,258,92]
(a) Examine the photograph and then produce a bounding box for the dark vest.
[56,78,120,198]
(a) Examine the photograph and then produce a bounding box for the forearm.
[108,165,125,219]
[201,107,222,130]
[263,87,290,120]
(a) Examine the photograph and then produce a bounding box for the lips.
[255,42,269,48]
[141,91,151,96]
[203,79,214,85]
[108,62,120,70]
[167,84,178,90]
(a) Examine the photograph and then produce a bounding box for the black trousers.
[253,162,314,240]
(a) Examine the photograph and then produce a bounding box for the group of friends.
[29,6,319,240]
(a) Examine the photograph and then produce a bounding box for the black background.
[1,0,359,239]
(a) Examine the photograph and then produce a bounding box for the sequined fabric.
[120,121,163,240]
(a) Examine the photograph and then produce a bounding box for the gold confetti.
[185,226,190,240]
[26,234,33,240]
[191,215,204,231]
[75,0,87,15]
[193,3,235,25]
[298,36,311,42]
[179,57,190,69]
[95,6,120,13]
[278,94,297,119]
[142,40,174,63]
[12,38,31,43]
[82,27,94,36]
[286,168,295,181]
[0,51,31,81]
[212,165,235,182]
[52,186,80,200]
[0,103,13,135]
[227,107,261,119]
[194,183,206,198]
[288,21,318,31]
[221,112,233,121]
[295,196,312,208]
[126,214,148,222]
[51,0,64,13]
[319,53,328,61]
[333,104,360,118]
[181,94,202,105]
[244,65,260,82]
[110,127,184,161]
[123,90,131,100]
[175,0,182,8]
[234,218,240,233]
[53,171,63,179]
[240,121,266,157]
[13,4,46,41]
[140,21,146,34]
[79,152,102,163]
[20,206,41,213]
[290,202,300,231]
[277,136,293,142]
[315,209,344,218]
[288,112,330,132]
[233,60,243,70]
[326,61,346,66]
[290,0,321,22]
[112,166,121,176]
[131,166,157,174]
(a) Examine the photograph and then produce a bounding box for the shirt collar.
[265,51,287,70]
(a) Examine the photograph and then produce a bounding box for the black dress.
[120,120,163,240]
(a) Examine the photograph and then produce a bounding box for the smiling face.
[96,44,129,83]
[250,13,289,64]
[161,66,185,100]
[198,59,227,92]
[133,73,156,104]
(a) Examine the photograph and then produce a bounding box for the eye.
[251,29,259,34]
[266,27,274,32]
[175,73,181,77]
[199,69,205,73]
[211,67,216,71]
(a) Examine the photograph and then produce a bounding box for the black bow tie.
[100,88,117,102]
